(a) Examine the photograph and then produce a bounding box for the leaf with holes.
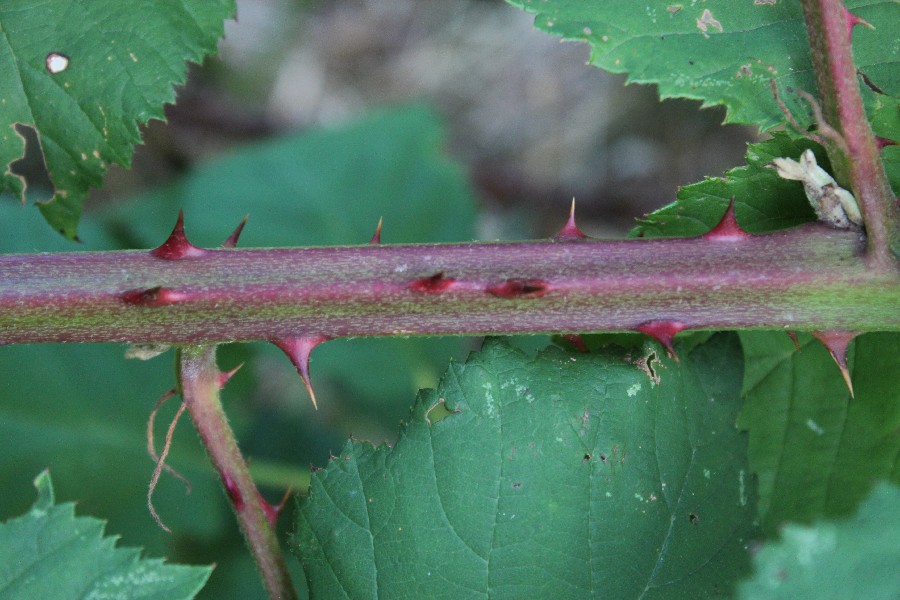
[736,332,900,534]
[292,334,759,599]
[0,0,234,239]
[505,0,897,130]
[0,471,212,600]
[738,482,900,599]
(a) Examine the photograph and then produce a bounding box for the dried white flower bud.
[771,149,862,229]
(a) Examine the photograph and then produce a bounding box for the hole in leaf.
[599,453,608,463]
[583,453,591,462]
[45,52,70,74]
[689,512,700,524]
[512,482,522,489]
[425,398,457,426]
[8,124,53,201]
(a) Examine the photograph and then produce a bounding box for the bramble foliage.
[1,1,898,599]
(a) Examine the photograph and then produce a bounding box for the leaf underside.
[0,0,235,239]
[293,334,759,599]
[0,471,211,600]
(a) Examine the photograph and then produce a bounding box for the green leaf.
[631,132,821,238]
[293,334,759,599]
[0,0,235,239]
[0,471,211,600]
[505,0,897,131]
[736,332,900,534]
[738,482,900,600]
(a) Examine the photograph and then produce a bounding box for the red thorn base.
[409,272,456,294]
[635,320,687,361]
[272,336,330,409]
[151,211,207,260]
[703,200,751,242]
[554,199,588,241]
[487,278,549,299]
[121,287,191,306]
[812,330,858,397]
[221,215,249,248]
[369,217,383,245]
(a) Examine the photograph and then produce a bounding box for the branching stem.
[178,345,297,600]
[800,0,900,267]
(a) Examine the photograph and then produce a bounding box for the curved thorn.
[369,217,383,245]
[218,363,244,389]
[222,215,249,248]
[151,211,207,260]
[554,199,588,241]
[272,336,330,409]
[812,330,858,398]
[635,320,687,362]
[844,8,873,38]
[561,334,589,353]
[258,487,292,528]
[703,199,751,241]
[875,136,897,151]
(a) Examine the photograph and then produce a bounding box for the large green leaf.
[738,482,900,599]
[0,0,234,239]
[505,0,897,131]
[737,332,900,534]
[293,334,758,599]
[0,471,211,600]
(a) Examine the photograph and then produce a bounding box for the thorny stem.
[801,0,900,268]
[1,224,898,343]
[178,346,297,600]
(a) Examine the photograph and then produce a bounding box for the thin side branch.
[178,346,297,600]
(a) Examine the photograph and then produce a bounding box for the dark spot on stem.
[409,272,455,294]
[223,473,244,511]
[487,278,549,298]
[121,286,188,306]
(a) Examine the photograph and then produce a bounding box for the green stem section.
[178,346,297,600]
[801,0,900,266]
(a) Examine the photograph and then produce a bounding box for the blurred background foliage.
[1,1,755,597]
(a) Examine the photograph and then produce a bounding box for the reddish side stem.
[178,346,297,600]
[801,0,899,268]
